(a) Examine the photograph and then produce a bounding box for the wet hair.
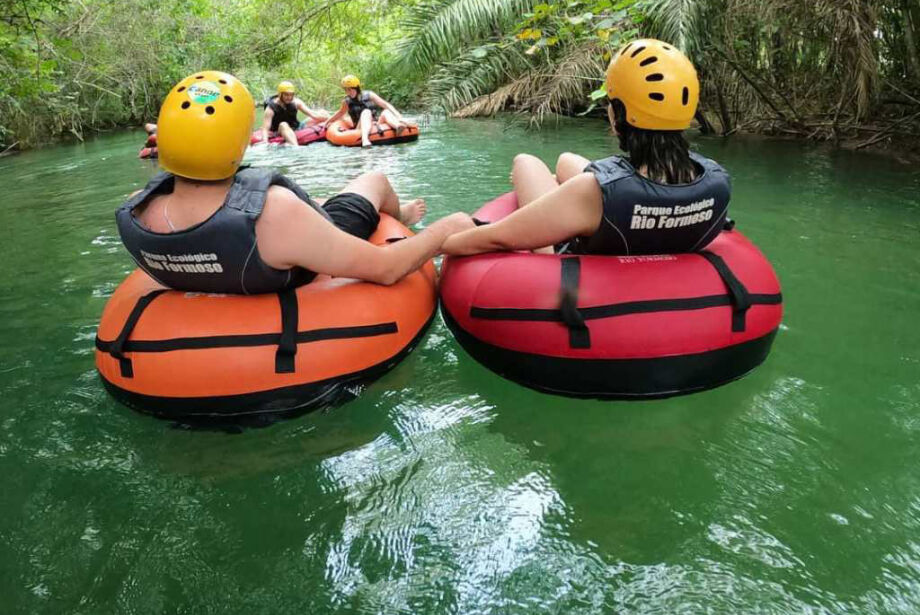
[609,100,697,184]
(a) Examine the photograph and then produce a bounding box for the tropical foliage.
[396,0,642,122]
[398,0,920,149]
[2,0,918,152]
[0,0,406,150]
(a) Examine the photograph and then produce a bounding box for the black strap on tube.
[699,251,752,332]
[559,257,591,349]
[275,289,299,374]
[109,289,168,378]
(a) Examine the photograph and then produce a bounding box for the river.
[1,116,919,613]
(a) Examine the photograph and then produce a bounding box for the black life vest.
[345,91,379,124]
[572,152,731,256]
[265,96,299,132]
[115,167,332,294]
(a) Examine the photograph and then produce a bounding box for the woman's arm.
[441,173,603,256]
[257,187,475,285]
[323,102,348,127]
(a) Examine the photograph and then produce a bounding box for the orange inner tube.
[325,118,419,147]
[95,214,436,416]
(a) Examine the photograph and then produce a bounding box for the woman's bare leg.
[511,154,561,208]
[556,152,592,184]
[359,109,374,148]
[378,109,406,134]
[509,154,563,253]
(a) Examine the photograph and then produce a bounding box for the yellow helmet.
[606,39,699,131]
[340,74,361,88]
[277,80,296,95]
[156,71,254,181]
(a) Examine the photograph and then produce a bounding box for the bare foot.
[399,198,427,226]
[362,139,372,148]
[396,123,407,136]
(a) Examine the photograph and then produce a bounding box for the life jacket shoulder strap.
[225,167,330,222]
[690,151,731,180]
[224,167,274,216]
[585,155,635,187]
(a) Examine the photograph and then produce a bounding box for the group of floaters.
[103,39,782,422]
[138,75,418,159]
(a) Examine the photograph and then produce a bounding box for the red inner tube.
[439,193,784,398]
[249,124,327,146]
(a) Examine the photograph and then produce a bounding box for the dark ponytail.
[610,100,697,185]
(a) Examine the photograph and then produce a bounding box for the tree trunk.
[715,84,733,135]
[695,107,716,134]
[904,0,920,83]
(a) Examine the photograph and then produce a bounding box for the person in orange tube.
[323,75,416,148]
[441,40,731,258]
[115,71,474,294]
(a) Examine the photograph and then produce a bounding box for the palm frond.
[638,0,714,57]
[397,0,537,71]
[815,0,879,118]
[529,42,606,124]
[425,42,533,111]
[452,75,536,117]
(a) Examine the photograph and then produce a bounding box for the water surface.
[1,117,919,613]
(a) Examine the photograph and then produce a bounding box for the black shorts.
[322,192,380,240]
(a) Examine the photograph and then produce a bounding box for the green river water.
[1,116,919,614]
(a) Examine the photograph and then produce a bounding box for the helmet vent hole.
[177,86,186,92]
[181,101,191,109]
[649,93,665,102]
[663,45,673,51]
[646,73,664,82]
[622,43,634,54]
[630,46,646,58]
[196,75,204,79]
[682,87,690,105]
[219,79,227,84]
[640,56,658,67]
[205,106,215,115]
[224,95,233,103]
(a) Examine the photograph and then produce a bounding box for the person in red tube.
[255,81,329,146]
[441,40,731,258]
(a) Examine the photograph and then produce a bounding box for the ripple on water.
[4,119,920,614]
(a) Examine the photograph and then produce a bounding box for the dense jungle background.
[2,0,919,155]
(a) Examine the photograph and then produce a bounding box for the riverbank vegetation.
[2,0,918,154]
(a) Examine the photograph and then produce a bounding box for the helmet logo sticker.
[187,81,221,105]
